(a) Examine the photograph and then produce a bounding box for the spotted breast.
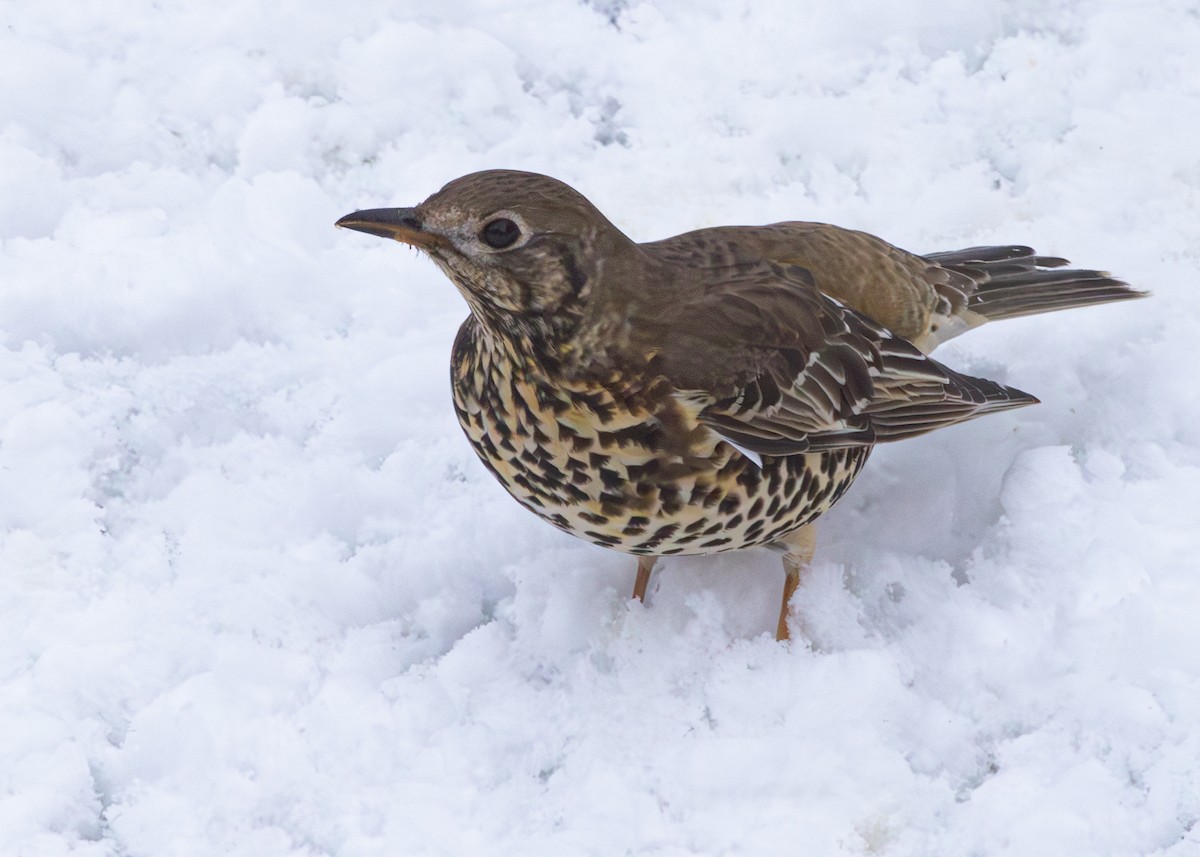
[451,318,870,557]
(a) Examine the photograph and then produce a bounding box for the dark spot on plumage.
[548,513,569,527]
[551,397,572,416]
[532,423,551,445]
[685,519,708,534]
[574,389,612,419]
[748,498,765,518]
[571,435,591,452]
[556,421,578,441]
[599,485,626,504]
[498,435,516,454]
[716,455,743,478]
[701,536,733,548]
[627,515,651,528]
[766,496,781,517]
[588,452,610,469]
[571,468,591,485]
[736,467,762,493]
[652,524,679,540]
[764,523,789,541]
[702,486,723,508]
[804,477,821,502]
[521,468,563,492]
[537,459,565,482]
[585,531,622,546]
[601,492,638,516]
[725,513,743,529]
[608,422,662,449]
[489,408,512,433]
[661,547,684,555]
[661,491,684,515]
[564,483,589,502]
[625,460,660,481]
[718,495,741,515]
[599,467,623,490]
[513,393,538,422]
[537,384,570,413]
[623,522,647,535]
[579,511,607,525]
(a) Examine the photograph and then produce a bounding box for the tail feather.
[925,245,1061,266]
[925,244,1145,323]
[915,245,1147,351]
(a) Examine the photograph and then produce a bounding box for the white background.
[2,1,1198,854]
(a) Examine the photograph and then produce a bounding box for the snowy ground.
[3,1,1199,854]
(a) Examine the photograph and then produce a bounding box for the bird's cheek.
[523,266,578,313]
[477,272,529,314]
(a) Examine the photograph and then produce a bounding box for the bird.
[336,170,1143,641]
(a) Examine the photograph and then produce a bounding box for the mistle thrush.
[337,170,1143,641]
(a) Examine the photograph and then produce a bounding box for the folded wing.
[655,262,1038,456]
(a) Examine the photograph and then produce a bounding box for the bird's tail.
[911,245,1146,352]
[925,244,1144,322]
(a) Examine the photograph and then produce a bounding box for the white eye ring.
[470,210,531,253]
[481,217,521,249]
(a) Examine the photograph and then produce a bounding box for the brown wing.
[645,261,1038,456]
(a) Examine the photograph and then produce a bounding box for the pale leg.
[775,524,817,642]
[632,555,657,602]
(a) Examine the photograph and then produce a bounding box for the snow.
[2,0,1199,854]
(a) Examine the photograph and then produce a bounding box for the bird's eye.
[480,217,521,249]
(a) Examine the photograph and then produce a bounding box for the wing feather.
[662,264,1038,456]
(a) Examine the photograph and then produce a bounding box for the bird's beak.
[335,207,445,250]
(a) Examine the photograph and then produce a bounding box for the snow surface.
[2,1,1199,854]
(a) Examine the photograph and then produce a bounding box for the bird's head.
[337,170,634,345]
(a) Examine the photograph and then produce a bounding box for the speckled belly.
[451,348,871,557]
